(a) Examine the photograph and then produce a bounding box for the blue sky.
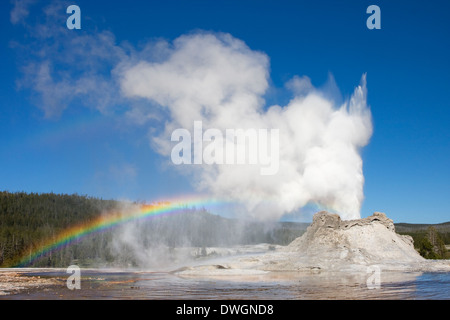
[0,0,449,223]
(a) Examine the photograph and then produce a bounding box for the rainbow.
[13,196,224,267]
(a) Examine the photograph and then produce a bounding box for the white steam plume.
[119,32,372,221]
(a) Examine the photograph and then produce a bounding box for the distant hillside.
[395,222,450,233]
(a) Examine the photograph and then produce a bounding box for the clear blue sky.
[0,0,449,223]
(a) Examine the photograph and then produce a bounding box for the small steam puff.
[119,32,373,221]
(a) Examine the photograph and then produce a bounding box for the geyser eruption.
[119,32,373,221]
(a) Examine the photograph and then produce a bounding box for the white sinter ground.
[176,211,450,276]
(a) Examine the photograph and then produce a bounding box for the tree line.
[1,191,448,268]
[0,191,305,268]
[399,227,449,259]
[0,191,121,267]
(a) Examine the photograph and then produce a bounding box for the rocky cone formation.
[281,211,422,269]
[254,211,450,272]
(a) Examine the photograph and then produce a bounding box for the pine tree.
[427,226,447,258]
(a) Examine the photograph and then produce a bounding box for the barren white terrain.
[176,211,450,276]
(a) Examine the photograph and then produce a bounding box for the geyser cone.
[287,211,421,264]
